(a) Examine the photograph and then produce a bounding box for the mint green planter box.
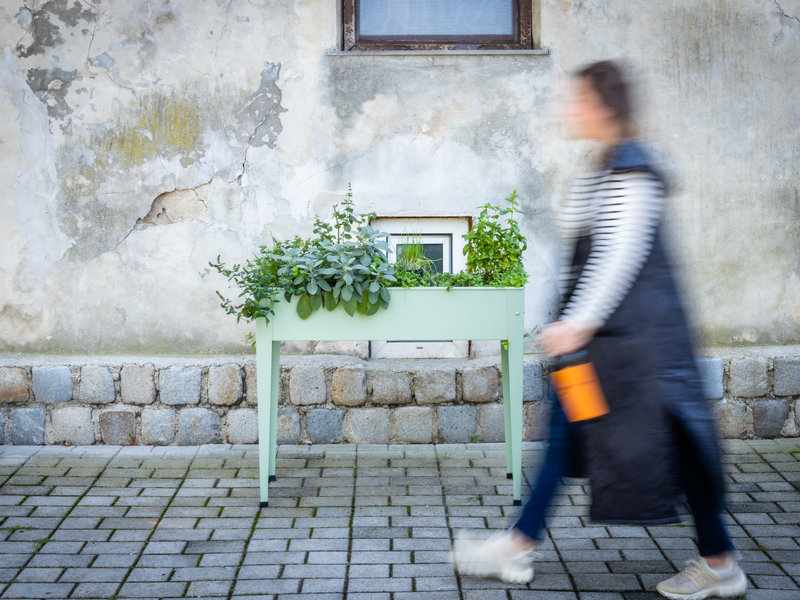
[255,286,525,506]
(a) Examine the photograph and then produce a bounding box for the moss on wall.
[93,92,204,169]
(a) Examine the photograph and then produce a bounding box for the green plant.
[462,190,527,286]
[211,186,396,324]
[390,190,527,289]
[33,537,51,553]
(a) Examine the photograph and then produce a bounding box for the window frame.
[342,0,534,51]
[370,216,471,359]
[391,233,453,274]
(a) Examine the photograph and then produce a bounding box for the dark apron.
[561,216,726,525]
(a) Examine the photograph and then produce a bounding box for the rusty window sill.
[326,49,550,57]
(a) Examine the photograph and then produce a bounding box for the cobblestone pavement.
[0,439,798,600]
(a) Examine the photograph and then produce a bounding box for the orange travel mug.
[549,351,609,423]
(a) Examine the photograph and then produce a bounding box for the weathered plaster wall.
[0,0,798,354]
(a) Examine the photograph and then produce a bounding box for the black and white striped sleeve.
[560,171,664,329]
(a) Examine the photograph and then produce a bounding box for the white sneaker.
[656,555,748,600]
[450,530,537,584]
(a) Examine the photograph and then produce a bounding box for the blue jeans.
[513,392,734,556]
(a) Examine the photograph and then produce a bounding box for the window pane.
[359,0,514,37]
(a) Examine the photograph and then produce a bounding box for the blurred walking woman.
[452,61,747,600]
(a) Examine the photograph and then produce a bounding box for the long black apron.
[562,178,727,525]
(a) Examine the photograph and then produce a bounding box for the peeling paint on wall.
[14,0,96,58]
[232,63,286,149]
[25,66,77,118]
[138,184,211,227]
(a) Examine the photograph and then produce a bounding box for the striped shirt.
[558,169,665,329]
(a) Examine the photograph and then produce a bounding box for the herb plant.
[210,187,396,325]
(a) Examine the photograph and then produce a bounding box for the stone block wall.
[0,351,799,446]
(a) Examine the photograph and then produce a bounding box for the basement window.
[370,217,470,359]
[342,0,534,51]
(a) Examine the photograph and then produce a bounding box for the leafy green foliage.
[210,186,396,325]
[210,188,528,327]
[390,191,528,288]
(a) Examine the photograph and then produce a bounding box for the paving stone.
[728,357,769,397]
[140,408,177,445]
[697,357,724,400]
[368,367,412,406]
[71,582,119,598]
[0,412,4,443]
[48,406,94,445]
[119,581,188,596]
[289,364,326,406]
[208,364,243,406]
[390,406,434,443]
[99,409,135,445]
[177,408,221,445]
[462,365,500,403]
[78,365,115,404]
[226,408,258,444]
[277,407,301,444]
[477,403,505,442]
[412,367,456,405]
[121,363,156,405]
[774,358,800,396]
[32,366,73,403]
[343,408,390,443]
[1,582,75,598]
[61,567,129,582]
[306,408,345,444]
[753,399,789,438]
[437,405,477,443]
[159,366,202,405]
[0,367,29,403]
[331,366,367,407]
[234,578,299,594]
[187,580,233,597]
[523,360,546,402]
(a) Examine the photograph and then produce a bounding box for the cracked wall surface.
[0,0,798,354]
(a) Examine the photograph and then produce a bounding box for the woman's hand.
[537,320,597,357]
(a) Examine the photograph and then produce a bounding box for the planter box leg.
[269,341,280,480]
[501,341,513,479]
[257,322,277,507]
[503,337,524,505]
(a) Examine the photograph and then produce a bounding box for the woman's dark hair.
[577,60,635,136]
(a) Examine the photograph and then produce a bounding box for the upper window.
[342,0,533,51]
